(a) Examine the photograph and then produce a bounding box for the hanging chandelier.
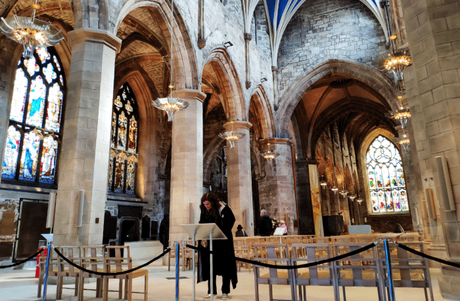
[0,0,64,58]
[382,47,412,93]
[395,130,410,152]
[331,185,338,193]
[261,143,279,163]
[389,100,411,129]
[391,107,411,128]
[218,131,244,149]
[218,122,245,149]
[339,187,348,198]
[151,0,188,122]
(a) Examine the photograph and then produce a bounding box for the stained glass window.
[107,83,139,195]
[366,135,408,214]
[2,47,65,186]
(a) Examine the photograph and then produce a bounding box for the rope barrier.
[395,242,460,269]
[185,241,377,270]
[53,246,171,276]
[0,248,44,269]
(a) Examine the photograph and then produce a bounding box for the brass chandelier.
[151,0,188,121]
[261,143,279,163]
[0,0,64,58]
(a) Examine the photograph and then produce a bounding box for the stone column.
[244,33,252,89]
[399,0,460,296]
[259,138,297,234]
[224,121,254,235]
[308,163,324,237]
[169,89,206,243]
[295,160,315,234]
[53,28,121,246]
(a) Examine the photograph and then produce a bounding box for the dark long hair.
[200,192,221,220]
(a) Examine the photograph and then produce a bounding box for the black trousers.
[207,273,231,294]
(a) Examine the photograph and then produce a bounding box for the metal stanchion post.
[42,241,52,301]
[210,225,214,301]
[192,229,197,301]
[384,239,395,301]
[175,242,180,301]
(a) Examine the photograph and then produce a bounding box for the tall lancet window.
[2,47,65,186]
[366,135,409,214]
[108,83,139,195]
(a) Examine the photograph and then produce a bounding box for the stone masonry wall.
[277,0,387,96]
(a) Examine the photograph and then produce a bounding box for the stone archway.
[249,85,275,140]
[113,0,199,90]
[276,60,398,139]
[204,47,246,121]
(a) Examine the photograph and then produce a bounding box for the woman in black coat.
[197,192,237,299]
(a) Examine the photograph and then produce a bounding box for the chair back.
[105,246,131,273]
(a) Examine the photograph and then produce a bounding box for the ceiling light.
[0,0,64,58]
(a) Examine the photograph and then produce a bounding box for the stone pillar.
[308,163,324,237]
[53,28,121,246]
[224,121,254,235]
[244,33,252,89]
[169,89,206,243]
[399,0,460,296]
[295,160,315,234]
[259,138,297,234]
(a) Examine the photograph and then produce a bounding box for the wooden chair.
[253,244,296,301]
[333,243,385,301]
[379,242,434,301]
[56,246,81,299]
[291,243,337,301]
[168,242,192,272]
[181,240,196,271]
[79,246,105,301]
[104,245,148,301]
[234,237,253,272]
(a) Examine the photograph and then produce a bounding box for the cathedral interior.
[0,0,460,297]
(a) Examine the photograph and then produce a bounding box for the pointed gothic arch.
[113,0,198,90]
[203,47,246,121]
[276,60,398,140]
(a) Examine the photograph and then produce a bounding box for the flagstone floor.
[0,263,449,301]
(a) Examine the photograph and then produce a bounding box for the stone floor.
[0,262,450,301]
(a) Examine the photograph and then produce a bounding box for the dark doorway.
[103,211,117,245]
[15,199,49,260]
[141,216,150,239]
[120,219,139,245]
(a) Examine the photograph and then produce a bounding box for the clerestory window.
[366,135,409,214]
[2,47,65,187]
[107,83,139,195]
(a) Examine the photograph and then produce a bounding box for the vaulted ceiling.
[293,75,396,158]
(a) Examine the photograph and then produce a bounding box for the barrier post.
[42,241,52,301]
[384,239,396,301]
[175,242,180,301]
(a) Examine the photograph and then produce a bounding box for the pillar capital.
[259,137,292,146]
[68,27,122,53]
[172,89,207,103]
[223,121,252,131]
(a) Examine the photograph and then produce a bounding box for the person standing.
[258,209,273,236]
[235,224,248,237]
[197,192,237,300]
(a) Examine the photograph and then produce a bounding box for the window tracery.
[2,47,64,186]
[366,135,408,214]
[108,83,139,195]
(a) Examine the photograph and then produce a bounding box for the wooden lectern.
[181,223,227,301]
